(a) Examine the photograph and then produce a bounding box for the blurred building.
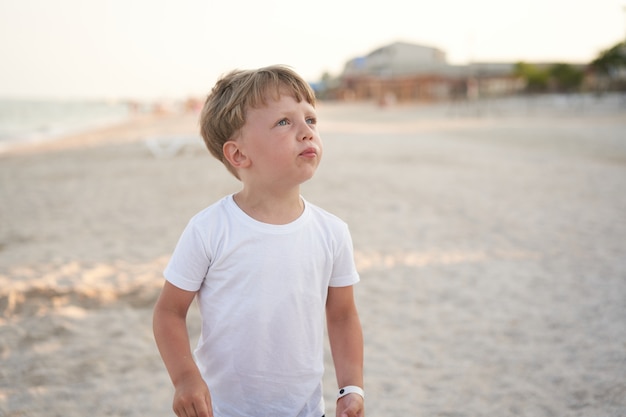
[326,41,524,103]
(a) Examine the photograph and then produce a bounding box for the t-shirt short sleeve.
[164,219,211,292]
[328,224,360,287]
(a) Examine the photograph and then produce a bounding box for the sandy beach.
[1,95,625,416]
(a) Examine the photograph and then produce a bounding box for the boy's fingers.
[193,397,213,417]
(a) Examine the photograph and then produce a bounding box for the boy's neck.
[233,187,304,225]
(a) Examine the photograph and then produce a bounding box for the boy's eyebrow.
[273,109,317,119]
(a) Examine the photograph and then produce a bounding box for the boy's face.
[235,92,322,188]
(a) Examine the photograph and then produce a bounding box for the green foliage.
[514,62,584,92]
[514,62,549,92]
[549,63,584,92]
[591,41,626,75]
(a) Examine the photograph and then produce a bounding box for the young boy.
[153,65,364,417]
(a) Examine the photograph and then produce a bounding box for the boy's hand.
[172,373,213,417]
[336,393,364,417]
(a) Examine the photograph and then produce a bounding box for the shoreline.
[0,112,202,155]
[2,92,625,156]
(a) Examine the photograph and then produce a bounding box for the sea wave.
[0,99,132,150]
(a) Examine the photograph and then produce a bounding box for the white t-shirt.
[164,194,360,417]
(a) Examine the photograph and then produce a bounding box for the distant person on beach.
[153,65,364,417]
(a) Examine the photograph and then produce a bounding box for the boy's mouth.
[299,147,318,158]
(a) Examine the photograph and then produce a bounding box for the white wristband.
[337,385,365,400]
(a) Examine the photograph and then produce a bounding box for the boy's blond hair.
[199,65,317,178]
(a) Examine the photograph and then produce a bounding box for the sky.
[0,0,625,100]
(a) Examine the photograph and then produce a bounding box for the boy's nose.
[298,122,315,141]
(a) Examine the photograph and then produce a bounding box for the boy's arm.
[326,285,364,417]
[153,281,213,417]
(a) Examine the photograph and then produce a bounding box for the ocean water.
[0,99,132,151]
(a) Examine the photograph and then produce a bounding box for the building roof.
[343,41,447,77]
[341,41,516,79]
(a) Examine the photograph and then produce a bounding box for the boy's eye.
[306,117,317,125]
[277,119,289,126]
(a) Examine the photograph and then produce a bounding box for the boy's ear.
[223,140,251,169]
